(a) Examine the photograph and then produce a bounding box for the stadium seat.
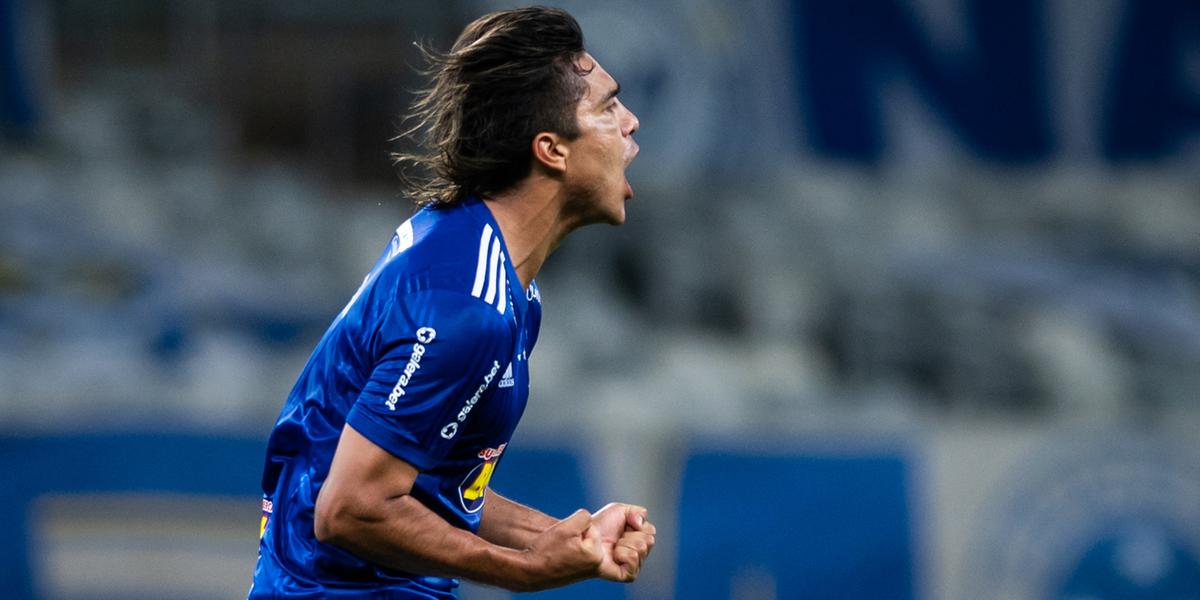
[674,448,916,600]
[458,443,626,600]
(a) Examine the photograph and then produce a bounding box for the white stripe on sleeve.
[484,238,501,304]
[471,224,493,298]
[497,254,508,314]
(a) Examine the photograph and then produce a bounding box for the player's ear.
[532,131,569,174]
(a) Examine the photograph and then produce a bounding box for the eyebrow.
[599,83,621,107]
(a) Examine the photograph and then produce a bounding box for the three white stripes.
[471,224,508,315]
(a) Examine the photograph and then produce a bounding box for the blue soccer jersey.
[251,197,542,599]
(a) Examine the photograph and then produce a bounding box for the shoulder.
[393,288,513,340]
[363,287,515,374]
[376,202,509,306]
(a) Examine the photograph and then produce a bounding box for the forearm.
[478,490,558,549]
[319,492,535,591]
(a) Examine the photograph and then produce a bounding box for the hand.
[591,503,656,582]
[523,509,604,590]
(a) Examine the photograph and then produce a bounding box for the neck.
[482,176,576,289]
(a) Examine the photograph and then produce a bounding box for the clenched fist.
[522,509,605,590]
[590,502,656,582]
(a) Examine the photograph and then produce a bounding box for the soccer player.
[249,7,653,598]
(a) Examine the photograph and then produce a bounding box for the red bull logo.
[478,443,507,461]
[259,498,273,539]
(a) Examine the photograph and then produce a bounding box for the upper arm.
[315,423,419,541]
[319,289,512,540]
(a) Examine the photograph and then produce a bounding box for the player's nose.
[624,106,639,137]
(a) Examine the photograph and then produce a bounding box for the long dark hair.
[395,6,591,206]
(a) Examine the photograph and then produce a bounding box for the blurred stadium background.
[2,0,1199,598]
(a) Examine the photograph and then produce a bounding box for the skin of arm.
[313,424,604,592]
[478,490,558,550]
[481,491,657,582]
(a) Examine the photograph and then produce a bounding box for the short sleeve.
[346,289,513,470]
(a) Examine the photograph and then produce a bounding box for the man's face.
[562,53,640,226]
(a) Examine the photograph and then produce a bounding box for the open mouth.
[623,141,639,198]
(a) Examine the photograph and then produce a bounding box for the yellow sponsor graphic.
[260,515,268,538]
[458,444,507,513]
[462,461,496,502]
